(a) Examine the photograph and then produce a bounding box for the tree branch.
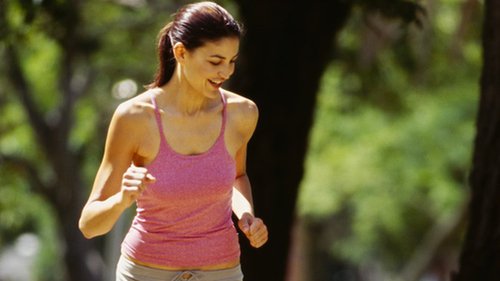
[49,0,95,148]
[5,45,52,149]
[398,200,468,281]
[1,2,51,146]
[0,153,56,205]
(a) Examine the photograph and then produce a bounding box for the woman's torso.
[121,89,241,270]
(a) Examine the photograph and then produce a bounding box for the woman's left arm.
[233,146,268,248]
[231,99,268,248]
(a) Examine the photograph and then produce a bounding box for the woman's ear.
[173,42,187,64]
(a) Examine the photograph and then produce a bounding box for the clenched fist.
[238,213,268,248]
[117,164,156,208]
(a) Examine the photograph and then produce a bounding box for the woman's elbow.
[78,215,102,239]
[79,219,94,239]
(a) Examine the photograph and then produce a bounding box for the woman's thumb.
[240,218,251,235]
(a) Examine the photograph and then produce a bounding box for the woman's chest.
[136,115,241,165]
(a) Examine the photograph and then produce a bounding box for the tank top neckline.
[150,90,227,159]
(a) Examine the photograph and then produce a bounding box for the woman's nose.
[219,64,234,79]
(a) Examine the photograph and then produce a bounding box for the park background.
[1,0,498,281]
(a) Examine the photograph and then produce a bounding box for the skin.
[78,37,268,270]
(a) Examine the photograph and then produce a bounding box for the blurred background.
[0,0,484,280]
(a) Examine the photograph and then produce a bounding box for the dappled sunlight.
[112,79,138,100]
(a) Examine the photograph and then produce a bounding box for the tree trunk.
[2,1,104,279]
[55,155,103,281]
[231,1,351,280]
[453,0,500,280]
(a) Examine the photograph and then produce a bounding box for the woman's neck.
[159,73,216,116]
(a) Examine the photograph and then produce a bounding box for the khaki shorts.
[116,255,244,281]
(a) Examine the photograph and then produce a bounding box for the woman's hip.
[116,255,244,281]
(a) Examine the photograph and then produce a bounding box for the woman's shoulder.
[221,89,258,137]
[222,89,258,120]
[114,90,156,119]
[111,90,157,131]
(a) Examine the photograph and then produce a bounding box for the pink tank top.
[121,91,240,268]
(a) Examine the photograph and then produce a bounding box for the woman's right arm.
[78,103,154,239]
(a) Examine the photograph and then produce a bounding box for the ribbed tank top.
[121,91,240,268]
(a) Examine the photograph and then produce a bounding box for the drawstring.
[171,271,200,281]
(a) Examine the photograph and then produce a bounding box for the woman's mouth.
[208,79,224,89]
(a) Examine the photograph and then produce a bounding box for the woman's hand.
[117,164,156,208]
[238,212,268,248]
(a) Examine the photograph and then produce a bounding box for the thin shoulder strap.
[150,94,165,137]
[219,90,227,133]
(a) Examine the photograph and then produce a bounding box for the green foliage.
[0,171,34,244]
[298,0,481,274]
[0,166,64,281]
[0,0,483,279]
[354,0,426,27]
[22,33,61,112]
[299,63,477,270]
[0,83,64,281]
[0,0,179,279]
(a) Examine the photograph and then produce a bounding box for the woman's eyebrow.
[209,54,239,60]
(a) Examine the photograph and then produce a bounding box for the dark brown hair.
[148,1,242,88]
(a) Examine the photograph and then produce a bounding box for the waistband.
[116,255,243,281]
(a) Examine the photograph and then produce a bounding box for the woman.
[78,2,268,280]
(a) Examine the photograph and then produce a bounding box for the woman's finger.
[122,178,142,187]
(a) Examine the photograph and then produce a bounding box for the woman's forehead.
[197,37,240,58]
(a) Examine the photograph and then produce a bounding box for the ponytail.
[147,22,175,89]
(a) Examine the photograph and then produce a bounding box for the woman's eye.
[209,61,221,66]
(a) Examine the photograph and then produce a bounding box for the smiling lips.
[208,79,224,89]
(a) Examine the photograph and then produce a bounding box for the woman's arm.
[232,177,254,219]
[79,103,154,239]
[231,98,268,248]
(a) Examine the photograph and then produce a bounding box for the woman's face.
[180,37,240,98]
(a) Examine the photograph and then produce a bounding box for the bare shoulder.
[223,89,258,122]
[222,89,258,139]
[113,90,156,126]
[105,90,158,151]
[102,89,160,164]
